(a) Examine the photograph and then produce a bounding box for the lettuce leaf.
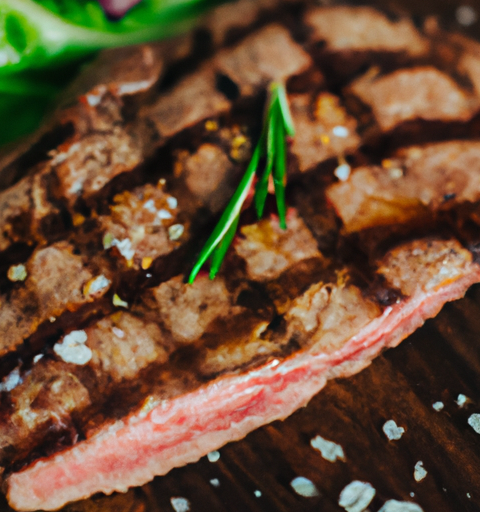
[0,0,220,145]
[0,0,215,74]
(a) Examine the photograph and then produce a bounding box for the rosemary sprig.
[188,82,294,283]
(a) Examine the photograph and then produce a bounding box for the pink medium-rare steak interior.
[7,238,480,511]
[4,0,480,509]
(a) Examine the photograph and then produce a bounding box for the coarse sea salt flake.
[167,196,178,209]
[332,125,349,137]
[118,80,153,95]
[8,264,27,282]
[310,434,345,462]
[143,199,157,213]
[414,461,427,482]
[54,330,92,365]
[338,481,375,512]
[432,401,444,411]
[254,490,262,497]
[290,476,319,497]
[456,394,469,407]
[383,419,405,440]
[169,224,184,240]
[210,478,220,487]
[378,499,424,512]
[207,450,220,462]
[170,497,190,512]
[0,367,22,392]
[86,93,102,106]
[112,327,125,338]
[334,163,351,181]
[33,354,43,363]
[158,209,173,220]
[114,238,135,261]
[468,413,480,434]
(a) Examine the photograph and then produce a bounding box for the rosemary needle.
[188,82,294,283]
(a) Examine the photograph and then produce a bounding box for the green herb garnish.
[188,82,294,283]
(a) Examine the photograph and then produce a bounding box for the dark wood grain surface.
[2,1,480,511]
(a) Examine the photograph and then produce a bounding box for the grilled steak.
[2,0,480,509]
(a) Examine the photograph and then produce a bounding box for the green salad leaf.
[0,0,220,145]
[0,0,216,75]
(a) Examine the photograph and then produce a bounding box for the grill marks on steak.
[98,181,188,270]
[304,6,429,80]
[213,24,312,97]
[349,66,479,132]
[0,14,317,371]
[4,1,480,509]
[289,92,361,173]
[327,140,480,234]
[142,23,312,141]
[0,242,110,359]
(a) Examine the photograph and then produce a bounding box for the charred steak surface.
[2,0,480,510]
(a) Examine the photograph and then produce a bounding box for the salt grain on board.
[209,478,220,488]
[468,413,480,434]
[383,419,405,440]
[170,497,190,512]
[254,490,262,498]
[378,499,424,512]
[207,450,220,462]
[414,461,427,482]
[310,434,345,462]
[432,401,444,411]
[456,394,469,407]
[290,476,319,497]
[338,481,375,512]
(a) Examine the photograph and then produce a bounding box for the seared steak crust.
[2,0,480,509]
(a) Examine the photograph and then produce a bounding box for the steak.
[2,0,480,509]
